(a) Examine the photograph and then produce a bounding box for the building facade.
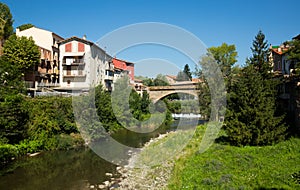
[112,58,134,84]
[16,27,64,90]
[57,36,113,92]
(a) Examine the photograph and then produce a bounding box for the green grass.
[168,125,300,190]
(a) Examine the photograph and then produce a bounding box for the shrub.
[0,144,18,164]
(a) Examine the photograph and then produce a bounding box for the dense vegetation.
[197,31,294,146]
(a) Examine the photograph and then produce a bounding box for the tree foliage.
[247,30,272,78]
[3,35,40,73]
[196,43,237,119]
[287,38,300,75]
[17,23,34,31]
[176,64,192,81]
[208,43,237,88]
[142,74,169,86]
[224,31,287,146]
[0,2,13,42]
[224,65,286,146]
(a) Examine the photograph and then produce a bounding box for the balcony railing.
[62,59,85,66]
[63,74,86,78]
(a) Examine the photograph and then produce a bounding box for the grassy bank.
[168,125,300,189]
[117,125,300,189]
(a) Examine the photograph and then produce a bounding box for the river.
[0,120,205,190]
[0,123,178,190]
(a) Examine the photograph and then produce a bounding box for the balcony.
[63,74,86,78]
[62,59,85,66]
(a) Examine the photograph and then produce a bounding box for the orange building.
[112,58,134,83]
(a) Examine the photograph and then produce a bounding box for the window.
[65,43,72,52]
[78,42,85,52]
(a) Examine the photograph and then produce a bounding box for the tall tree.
[0,2,13,41]
[176,64,192,81]
[196,43,237,119]
[0,57,28,144]
[183,64,192,80]
[248,30,272,78]
[224,65,286,146]
[3,35,40,74]
[208,43,237,84]
[224,31,286,146]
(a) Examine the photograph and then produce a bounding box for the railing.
[37,82,60,87]
[62,59,85,66]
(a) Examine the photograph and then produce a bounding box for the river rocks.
[105,173,113,177]
[115,132,176,190]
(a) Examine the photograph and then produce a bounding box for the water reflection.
[0,149,116,190]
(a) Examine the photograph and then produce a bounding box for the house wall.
[59,39,111,90]
[16,27,63,88]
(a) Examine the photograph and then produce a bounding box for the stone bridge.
[147,82,200,103]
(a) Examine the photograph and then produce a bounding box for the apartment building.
[16,26,64,90]
[112,57,134,84]
[57,36,113,93]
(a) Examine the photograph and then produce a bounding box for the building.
[269,44,294,75]
[16,26,64,91]
[57,36,113,93]
[165,75,177,84]
[112,58,134,84]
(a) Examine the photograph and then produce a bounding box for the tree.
[287,38,300,75]
[183,64,192,80]
[17,23,34,31]
[0,57,28,144]
[0,2,13,42]
[154,74,169,86]
[247,30,272,78]
[224,31,287,146]
[224,65,286,146]
[208,43,237,88]
[142,78,154,86]
[176,64,192,81]
[196,43,237,119]
[3,35,40,74]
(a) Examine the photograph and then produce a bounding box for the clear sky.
[3,0,300,77]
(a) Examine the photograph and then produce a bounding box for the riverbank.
[113,127,198,190]
[116,132,175,190]
[112,125,300,189]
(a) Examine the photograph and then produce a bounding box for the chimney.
[278,47,282,53]
[16,28,20,35]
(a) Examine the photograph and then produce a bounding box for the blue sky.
[3,0,300,77]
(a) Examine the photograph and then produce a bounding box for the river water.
[0,124,179,190]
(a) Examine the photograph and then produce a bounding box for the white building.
[57,36,113,93]
[16,26,64,90]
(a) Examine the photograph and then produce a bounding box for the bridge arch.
[148,85,199,103]
[151,90,198,103]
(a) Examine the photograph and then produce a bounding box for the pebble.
[103,181,110,186]
[105,172,113,177]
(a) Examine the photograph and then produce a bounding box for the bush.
[0,144,18,164]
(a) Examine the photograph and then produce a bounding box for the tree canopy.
[224,31,286,146]
[3,35,40,73]
[17,23,35,31]
[0,2,13,42]
[176,64,192,81]
[247,30,272,78]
